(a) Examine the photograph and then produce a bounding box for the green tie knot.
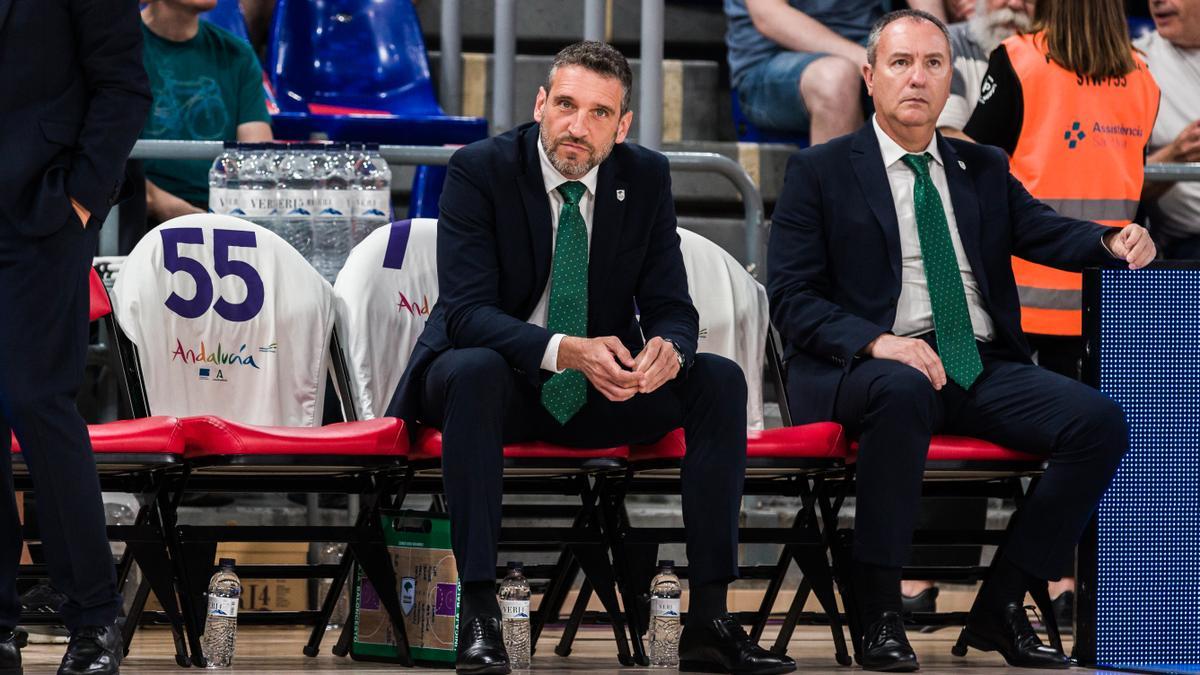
[902,152,933,177]
[556,181,586,205]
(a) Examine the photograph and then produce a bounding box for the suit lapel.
[517,126,554,306]
[849,125,902,285]
[589,157,627,309]
[938,135,991,298]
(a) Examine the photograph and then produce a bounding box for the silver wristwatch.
[662,338,685,369]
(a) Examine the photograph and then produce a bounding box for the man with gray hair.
[386,41,794,675]
[770,8,1148,671]
[938,0,1033,139]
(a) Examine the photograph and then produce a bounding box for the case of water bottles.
[208,141,394,282]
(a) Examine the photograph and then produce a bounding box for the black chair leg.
[555,578,593,658]
[751,544,794,643]
[573,542,635,666]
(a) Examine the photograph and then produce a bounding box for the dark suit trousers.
[0,221,121,630]
[832,341,1127,581]
[421,348,748,585]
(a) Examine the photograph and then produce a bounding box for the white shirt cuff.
[541,333,566,373]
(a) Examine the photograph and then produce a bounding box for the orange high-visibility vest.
[1003,32,1159,336]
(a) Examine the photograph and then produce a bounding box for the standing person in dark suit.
[386,42,793,675]
[0,0,150,673]
[768,9,1151,672]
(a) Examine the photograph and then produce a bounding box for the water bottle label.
[651,598,680,617]
[500,599,530,620]
[352,192,391,220]
[318,191,352,217]
[239,190,277,217]
[208,595,239,618]
[278,189,314,217]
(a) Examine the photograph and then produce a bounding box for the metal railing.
[127,139,766,270]
[442,0,667,148]
[1144,163,1200,181]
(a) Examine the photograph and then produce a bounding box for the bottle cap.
[657,559,674,568]
[507,561,524,571]
[219,558,236,569]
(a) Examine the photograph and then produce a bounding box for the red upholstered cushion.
[411,428,628,462]
[182,416,407,458]
[849,435,1042,462]
[89,268,112,322]
[631,423,849,461]
[12,416,184,455]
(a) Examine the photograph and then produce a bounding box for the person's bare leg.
[799,56,864,144]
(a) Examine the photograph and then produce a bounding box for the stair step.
[430,52,722,142]
[417,0,727,50]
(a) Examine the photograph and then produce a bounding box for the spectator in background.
[938,0,1033,139]
[1137,0,1200,258]
[944,0,976,23]
[965,0,1159,625]
[140,0,273,224]
[724,0,947,144]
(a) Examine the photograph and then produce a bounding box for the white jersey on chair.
[678,229,769,430]
[112,213,335,427]
[334,218,439,419]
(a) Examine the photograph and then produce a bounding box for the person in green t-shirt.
[140,0,273,224]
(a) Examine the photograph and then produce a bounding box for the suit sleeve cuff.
[1101,232,1120,259]
[541,333,566,373]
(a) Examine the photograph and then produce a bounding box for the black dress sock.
[688,581,729,623]
[460,580,500,627]
[852,561,903,624]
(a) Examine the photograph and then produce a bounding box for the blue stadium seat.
[1128,16,1156,41]
[199,0,250,43]
[730,90,810,148]
[266,0,487,217]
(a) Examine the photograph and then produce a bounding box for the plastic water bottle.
[237,144,278,232]
[275,142,315,259]
[351,142,393,247]
[648,560,681,667]
[202,558,241,668]
[312,142,354,282]
[207,141,241,215]
[498,562,531,668]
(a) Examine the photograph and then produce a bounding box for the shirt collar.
[871,115,943,169]
[537,131,600,198]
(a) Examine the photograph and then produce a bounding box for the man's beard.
[540,125,616,178]
[969,7,1031,54]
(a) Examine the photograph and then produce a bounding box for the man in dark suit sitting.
[387,42,793,675]
[768,9,1153,672]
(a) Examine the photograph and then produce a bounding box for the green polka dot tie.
[902,153,983,390]
[540,181,589,424]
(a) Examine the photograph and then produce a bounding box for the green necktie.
[901,153,983,389]
[541,181,589,424]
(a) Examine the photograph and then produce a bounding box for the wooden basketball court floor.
[16,625,1121,674]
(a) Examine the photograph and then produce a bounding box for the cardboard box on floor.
[145,541,310,612]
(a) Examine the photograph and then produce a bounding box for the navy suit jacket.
[0,0,150,237]
[768,124,1115,424]
[386,122,699,425]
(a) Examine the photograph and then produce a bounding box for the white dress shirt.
[872,116,995,342]
[530,138,600,372]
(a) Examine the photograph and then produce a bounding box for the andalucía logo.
[172,339,273,382]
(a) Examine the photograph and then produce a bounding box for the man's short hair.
[866,9,952,66]
[547,41,633,114]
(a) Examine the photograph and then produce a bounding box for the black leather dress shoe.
[859,611,919,672]
[901,587,938,615]
[58,624,121,675]
[679,614,796,675]
[455,616,510,675]
[0,628,22,675]
[953,601,1070,669]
